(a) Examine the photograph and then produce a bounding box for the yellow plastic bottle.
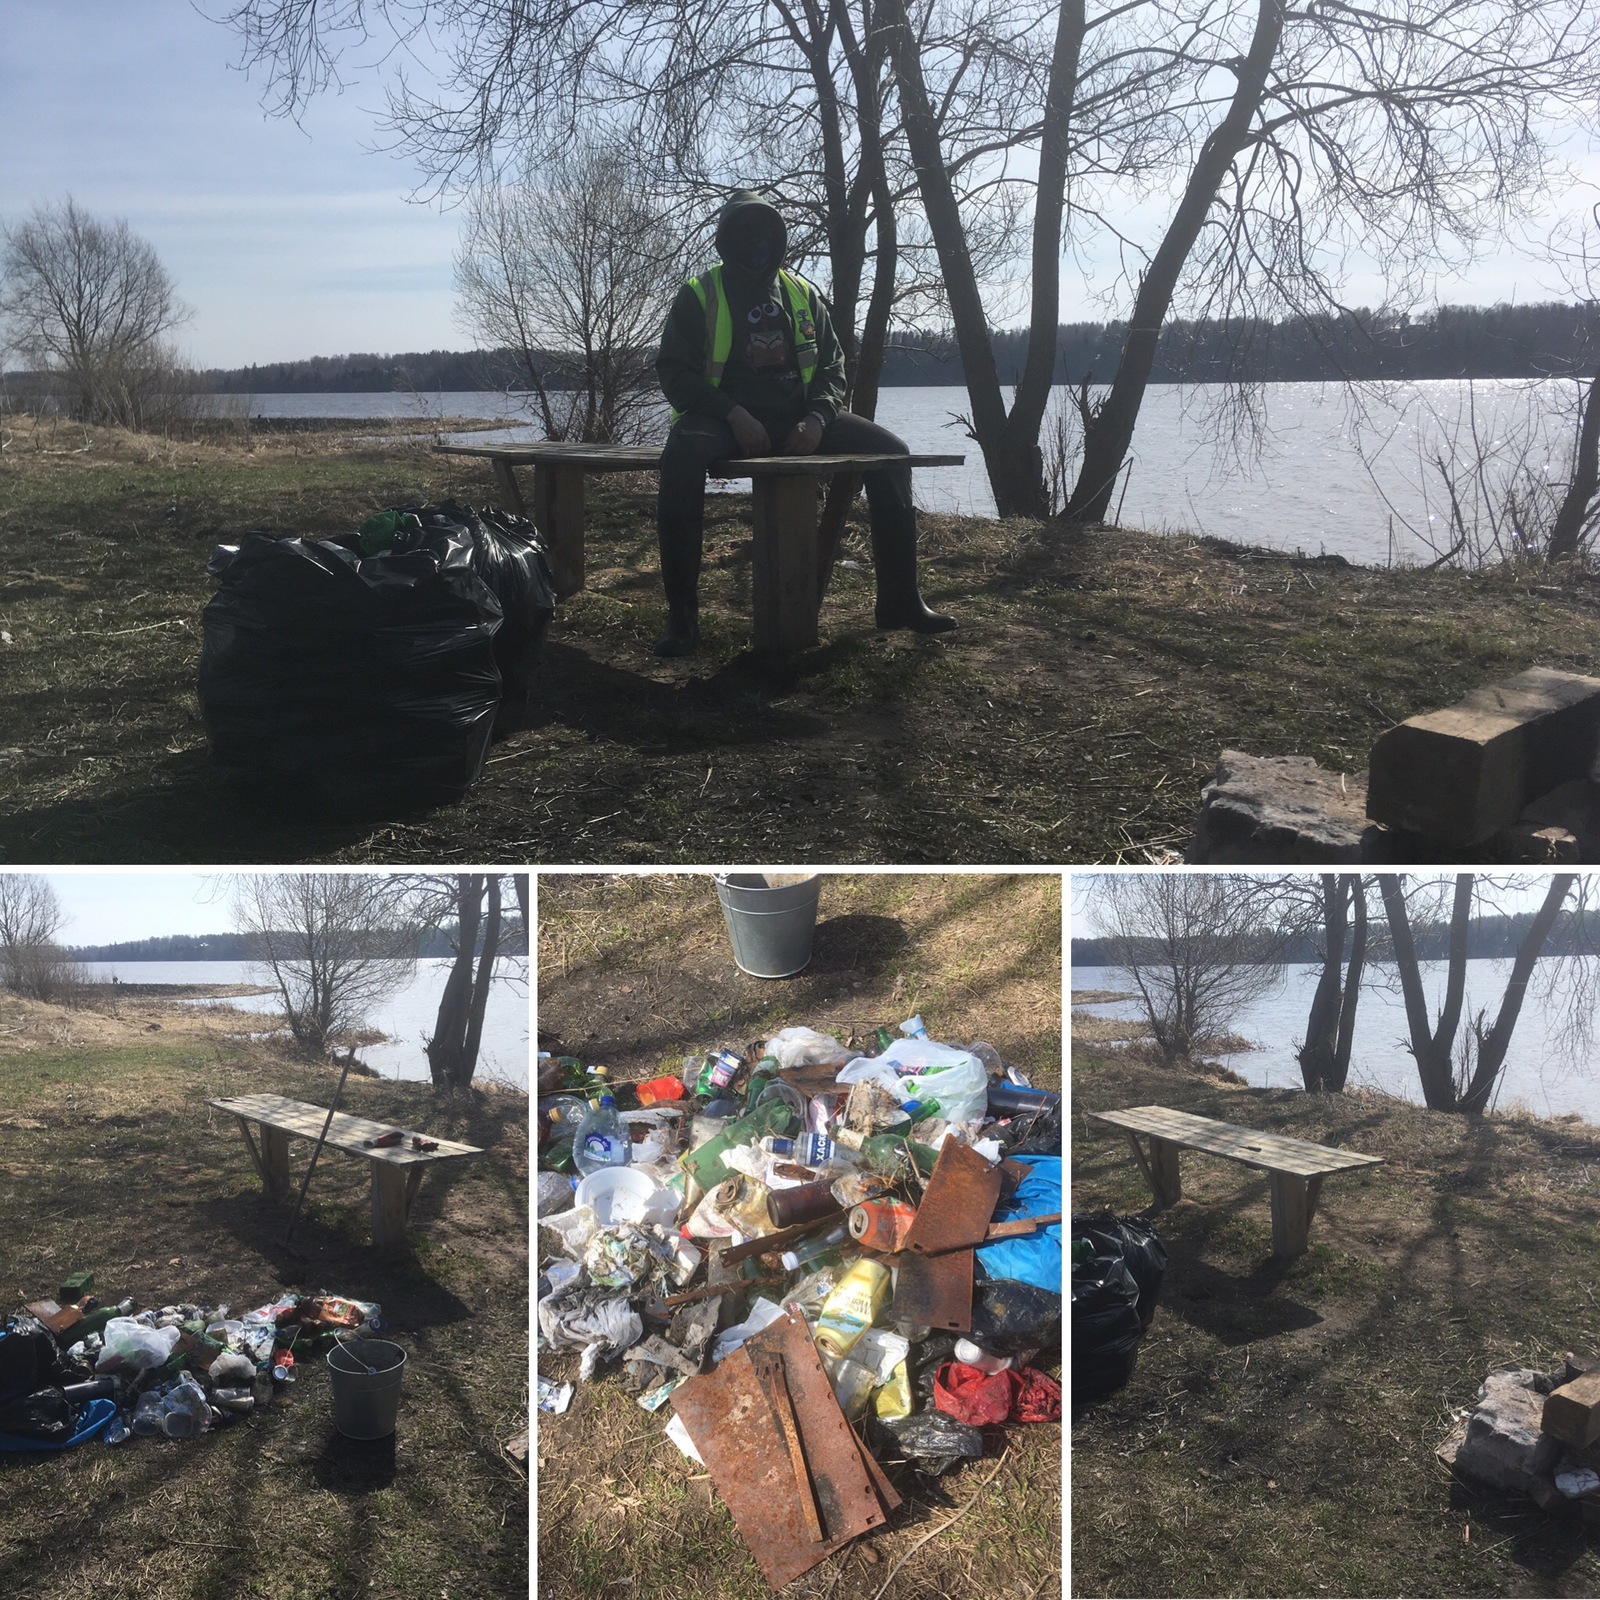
[814,1258,891,1359]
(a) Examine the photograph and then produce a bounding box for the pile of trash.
[1439,1355,1600,1521]
[536,1019,1062,1588]
[0,1274,383,1452]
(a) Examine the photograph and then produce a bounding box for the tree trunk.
[1458,874,1574,1113]
[459,875,502,1088]
[428,875,485,1090]
[1547,359,1600,560]
[1064,0,1285,524]
[1329,880,1367,1092]
[881,0,1080,519]
[1379,873,1475,1111]
[1298,875,1349,1091]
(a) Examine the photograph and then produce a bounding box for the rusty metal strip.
[752,1348,825,1544]
[671,1309,887,1587]
[891,1246,974,1331]
[902,1138,1003,1256]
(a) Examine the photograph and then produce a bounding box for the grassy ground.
[0,985,528,1600]
[8,414,1600,863]
[1071,1042,1600,1599]
[535,872,1063,1600]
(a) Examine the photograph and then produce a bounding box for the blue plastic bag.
[976,1154,1061,1291]
[0,1396,115,1452]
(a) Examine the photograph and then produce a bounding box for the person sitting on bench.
[652,188,957,656]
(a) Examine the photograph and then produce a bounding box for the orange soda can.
[848,1199,919,1252]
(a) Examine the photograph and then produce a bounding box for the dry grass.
[536,872,1063,1600]
[1072,1042,1600,1598]
[9,414,1600,862]
[0,990,528,1600]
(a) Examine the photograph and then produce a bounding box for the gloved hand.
[728,406,772,456]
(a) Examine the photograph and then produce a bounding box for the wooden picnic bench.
[1090,1104,1383,1257]
[434,440,964,654]
[207,1092,484,1252]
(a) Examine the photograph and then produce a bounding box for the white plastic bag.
[766,1026,850,1070]
[838,1039,990,1125]
[96,1318,181,1373]
[540,1202,601,1259]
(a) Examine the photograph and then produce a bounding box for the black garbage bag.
[873,1411,985,1477]
[998,1100,1062,1156]
[415,501,557,739]
[1072,1211,1167,1329]
[968,1278,1062,1356]
[1072,1252,1142,1401]
[908,1333,964,1407]
[0,1386,79,1443]
[199,524,504,809]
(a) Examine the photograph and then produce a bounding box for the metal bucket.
[326,1337,407,1440]
[713,872,822,979]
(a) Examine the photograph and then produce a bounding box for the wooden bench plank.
[1091,1105,1381,1177]
[207,1094,483,1165]
[434,443,963,475]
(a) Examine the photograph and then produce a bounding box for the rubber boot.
[655,519,702,656]
[871,505,956,633]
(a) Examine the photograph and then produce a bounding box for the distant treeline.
[189,302,1598,395]
[69,928,529,963]
[1073,907,1600,969]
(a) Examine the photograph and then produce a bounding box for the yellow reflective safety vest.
[670,263,819,422]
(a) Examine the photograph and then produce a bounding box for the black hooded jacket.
[655,190,848,434]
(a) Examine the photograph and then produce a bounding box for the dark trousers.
[656,411,915,609]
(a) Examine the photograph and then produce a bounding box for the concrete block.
[1542,1371,1600,1448]
[1450,1371,1550,1493]
[1367,668,1600,846]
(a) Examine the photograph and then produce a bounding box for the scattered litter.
[535,1016,1062,1587]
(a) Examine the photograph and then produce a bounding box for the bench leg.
[1148,1136,1182,1208]
[752,475,819,653]
[1269,1172,1316,1257]
[259,1123,291,1200]
[371,1162,412,1253]
[533,461,586,600]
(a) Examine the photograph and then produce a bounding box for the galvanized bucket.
[327,1337,407,1439]
[713,872,822,979]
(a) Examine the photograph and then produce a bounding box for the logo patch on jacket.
[744,300,793,371]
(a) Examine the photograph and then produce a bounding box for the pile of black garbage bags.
[198,501,556,809]
[1071,1212,1166,1402]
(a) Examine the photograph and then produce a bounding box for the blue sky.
[45,872,231,944]
[3,5,1595,373]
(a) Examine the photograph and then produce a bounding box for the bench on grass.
[207,1092,484,1252]
[1090,1104,1383,1257]
[434,441,964,655]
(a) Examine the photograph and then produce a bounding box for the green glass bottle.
[678,1098,799,1190]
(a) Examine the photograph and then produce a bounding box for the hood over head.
[715,190,788,283]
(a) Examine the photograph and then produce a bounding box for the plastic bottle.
[899,1015,929,1040]
[814,1259,892,1359]
[779,1224,849,1273]
[953,1338,1018,1373]
[745,1055,781,1108]
[160,1372,210,1439]
[130,1388,168,1437]
[574,1095,631,1176]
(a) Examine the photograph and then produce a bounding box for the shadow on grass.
[1161,1256,1325,1346]
[313,1429,398,1494]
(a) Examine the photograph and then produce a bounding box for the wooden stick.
[284,1055,355,1244]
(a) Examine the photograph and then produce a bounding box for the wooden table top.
[1091,1104,1383,1178]
[434,442,964,474]
[208,1093,483,1166]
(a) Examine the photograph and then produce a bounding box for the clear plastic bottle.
[160,1372,210,1439]
[779,1224,849,1273]
[130,1387,167,1437]
[574,1094,631,1176]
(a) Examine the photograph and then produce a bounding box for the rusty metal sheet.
[671,1309,889,1587]
[891,1246,974,1331]
[902,1138,1003,1256]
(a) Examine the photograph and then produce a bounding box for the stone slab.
[1188,750,1369,863]
[1367,668,1600,846]
[1446,1370,1557,1494]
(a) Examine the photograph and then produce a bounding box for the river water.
[1074,957,1600,1124]
[232,378,1585,565]
[89,958,529,1090]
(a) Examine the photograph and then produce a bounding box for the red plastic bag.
[934,1361,1063,1426]
[933,1362,1014,1426]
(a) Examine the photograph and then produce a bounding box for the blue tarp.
[976,1153,1062,1291]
